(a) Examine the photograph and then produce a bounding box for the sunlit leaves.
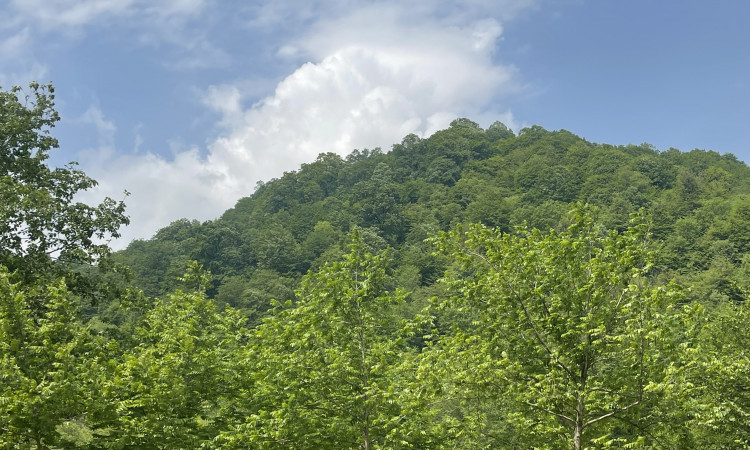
[0,268,110,448]
[217,231,440,448]
[106,263,248,447]
[427,206,684,448]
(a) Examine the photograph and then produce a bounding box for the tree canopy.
[428,208,685,448]
[3,83,750,448]
[0,83,128,296]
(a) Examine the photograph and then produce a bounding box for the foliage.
[0,83,128,295]
[675,301,750,448]
[103,262,248,448]
[6,81,750,448]
[428,207,685,448]
[115,118,750,338]
[0,267,111,448]
[216,232,440,448]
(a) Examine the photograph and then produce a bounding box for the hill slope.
[115,118,750,316]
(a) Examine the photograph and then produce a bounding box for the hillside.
[116,118,750,315]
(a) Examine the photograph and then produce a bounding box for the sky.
[1,0,748,248]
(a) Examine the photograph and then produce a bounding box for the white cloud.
[205,5,520,164]
[6,0,207,30]
[0,27,31,59]
[203,84,244,128]
[472,19,504,52]
[76,2,530,248]
[77,147,225,246]
[79,105,117,147]
[3,0,218,70]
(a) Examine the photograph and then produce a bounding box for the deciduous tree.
[218,232,438,448]
[0,83,128,298]
[105,262,248,448]
[0,269,111,448]
[430,207,683,449]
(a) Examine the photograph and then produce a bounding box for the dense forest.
[3,84,750,449]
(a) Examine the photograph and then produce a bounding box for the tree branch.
[524,401,575,426]
[467,248,576,381]
[583,399,642,428]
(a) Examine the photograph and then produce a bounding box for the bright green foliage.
[0,267,110,448]
[104,262,248,448]
[6,83,750,448]
[217,231,439,448]
[429,207,684,449]
[674,301,750,448]
[0,83,128,292]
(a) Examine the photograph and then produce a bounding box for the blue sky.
[1,0,748,247]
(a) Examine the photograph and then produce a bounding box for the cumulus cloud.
[206,15,517,164]
[75,2,531,248]
[77,147,226,246]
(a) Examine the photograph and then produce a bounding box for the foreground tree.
[0,268,111,448]
[217,232,439,448]
[0,83,129,448]
[674,301,750,448]
[430,207,684,449]
[0,83,128,296]
[103,262,248,448]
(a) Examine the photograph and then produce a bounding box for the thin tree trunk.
[573,393,584,450]
[34,434,45,450]
[573,346,589,450]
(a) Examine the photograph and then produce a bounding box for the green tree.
[300,220,341,264]
[105,262,247,448]
[352,162,405,243]
[429,207,684,449]
[0,83,128,293]
[215,269,295,324]
[219,232,437,448]
[675,301,750,447]
[0,268,112,449]
[486,121,515,142]
[0,83,129,448]
[254,222,300,274]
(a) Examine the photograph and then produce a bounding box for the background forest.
[3,85,750,449]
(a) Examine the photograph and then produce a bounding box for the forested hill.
[7,85,750,448]
[116,118,750,314]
